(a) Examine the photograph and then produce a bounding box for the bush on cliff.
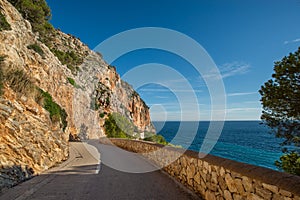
[104,113,136,139]
[0,12,11,31]
[38,89,68,131]
[8,0,54,39]
[27,43,45,58]
[144,133,168,145]
[9,0,84,74]
[51,49,82,74]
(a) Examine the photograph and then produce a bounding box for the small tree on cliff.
[259,47,300,175]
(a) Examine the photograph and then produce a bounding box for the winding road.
[0,140,200,200]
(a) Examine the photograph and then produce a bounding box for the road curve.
[0,140,200,200]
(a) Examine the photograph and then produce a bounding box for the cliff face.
[0,88,69,189]
[0,0,154,190]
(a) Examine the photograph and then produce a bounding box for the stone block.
[206,190,216,200]
[200,170,207,180]
[220,167,226,177]
[186,164,196,180]
[224,190,233,200]
[218,176,228,191]
[198,159,203,167]
[211,171,218,184]
[262,183,278,193]
[234,178,245,195]
[201,179,207,190]
[225,173,237,193]
[203,161,209,171]
[247,193,264,200]
[272,194,285,200]
[293,196,300,200]
[194,172,201,185]
[279,189,292,197]
[233,194,244,200]
[256,187,272,200]
[207,182,218,192]
[242,176,253,193]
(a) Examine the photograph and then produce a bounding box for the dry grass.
[2,66,37,99]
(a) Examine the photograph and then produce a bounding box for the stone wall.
[109,139,300,200]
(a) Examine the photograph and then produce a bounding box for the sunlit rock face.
[0,0,154,190]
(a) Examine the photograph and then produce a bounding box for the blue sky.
[47,0,300,121]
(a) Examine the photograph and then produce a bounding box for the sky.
[47,0,300,121]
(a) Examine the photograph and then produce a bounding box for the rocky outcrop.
[0,0,154,136]
[0,87,68,190]
[0,0,154,190]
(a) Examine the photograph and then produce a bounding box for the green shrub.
[104,113,135,139]
[275,152,300,175]
[38,89,68,131]
[0,12,11,31]
[27,43,45,58]
[99,112,105,118]
[8,0,54,39]
[144,134,168,145]
[51,49,82,74]
[67,77,75,86]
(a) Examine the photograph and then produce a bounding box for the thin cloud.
[139,88,202,93]
[221,62,251,78]
[153,96,169,99]
[284,38,300,45]
[226,107,261,113]
[244,100,260,104]
[203,62,251,80]
[227,92,257,97]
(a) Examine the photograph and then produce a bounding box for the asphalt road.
[0,140,200,200]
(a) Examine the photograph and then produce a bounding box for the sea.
[153,121,284,171]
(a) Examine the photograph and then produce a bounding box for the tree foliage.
[260,47,300,175]
[104,113,134,139]
[8,0,53,38]
[144,133,168,145]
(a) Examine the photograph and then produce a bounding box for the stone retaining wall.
[108,138,300,200]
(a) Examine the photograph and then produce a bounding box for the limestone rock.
[0,0,155,190]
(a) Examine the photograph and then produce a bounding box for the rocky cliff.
[0,0,155,190]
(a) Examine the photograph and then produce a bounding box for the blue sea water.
[153,121,284,170]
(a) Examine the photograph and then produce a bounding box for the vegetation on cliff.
[0,56,4,95]
[51,49,82,74]
[91,82,111,111]
[104,113,135,139]
[0,11,11,31]
[1,67,36,99]
[38,89,68,131]
[260,47,300,175]
[104,113,167,145]
[7,0,53,40]
[143,133,168,145]
[3,0,154,139]
[0,58,68,132]
[27,43,45,58]
[8,0,84,74]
